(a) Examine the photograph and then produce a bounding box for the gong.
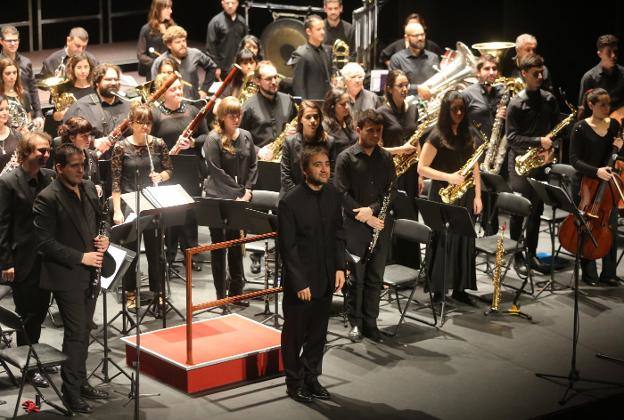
[261,18,306,78]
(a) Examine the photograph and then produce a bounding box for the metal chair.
[382,219,437,335]
[247,190,279,281]
[0,306,71,418]
[475,192,535,297]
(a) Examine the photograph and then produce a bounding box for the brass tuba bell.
[471,42,515,62]
[332,39,350,70]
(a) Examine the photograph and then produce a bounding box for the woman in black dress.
[280,100,328,197]
[52,53,96,122]
[322,88,356,160]
[0,95,20,173]
[418,90,483,304]
[203,96,258,300]
[137,0,175,80]
[111,104,173,310]
[569,88,623,286]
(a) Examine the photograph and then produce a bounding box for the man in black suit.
[334,109,395,343]
[33,143,110,414]
[290,15,332,101]
[0,131,54,388]
[38,27,98,79]
[279,143,346,403]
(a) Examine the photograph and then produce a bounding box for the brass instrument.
[38,76,77,113]
[237,72,258,104]
[514,102,577,176]
[332,39,350,70]
[419,42,477,99]
[489,224,506,312]
[394,112,438,177]
[7,98,34,132]
[267,115,298,162]
[471,42,515,62]
[439,141,488,204]
[480,77,525,174]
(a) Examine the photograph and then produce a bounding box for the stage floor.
[0,222,622,419]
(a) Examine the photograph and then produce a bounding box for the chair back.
[495,192,532,218]
[392,219,432,245]
[0,306,23,331]
[250,190,279,212]
[549,163,577,188]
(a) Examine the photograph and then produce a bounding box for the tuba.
[419,42,478,99]
[480,77,525,174]
[393,112,438,177]
[514,102,577,176]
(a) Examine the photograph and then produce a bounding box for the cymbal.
[36,76,70,90]
[261,18,306,78]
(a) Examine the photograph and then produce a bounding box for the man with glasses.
[64,64,130,157]
[0,25,44,129]
[506,53,560,274]
[388,22,439,98]
[0,132,55,388]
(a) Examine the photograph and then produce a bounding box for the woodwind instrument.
[170,65,241,155]
[393,112,438,177]
[365,180,394,262]
[145,134,157,187]
[89,207,108,300]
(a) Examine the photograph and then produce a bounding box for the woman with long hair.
[203,96,257,300]
[0,57,32,135]
[52,53,96,122]
[0,94,20,173]
[323,88,356,159]
[280,100,328,196]
[418,89,482,304]
[111,103,173,310]
[137,0,175,80]
[570,88,623,286]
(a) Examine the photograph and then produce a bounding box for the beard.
[306,174,328,187]
[99,87,117,98]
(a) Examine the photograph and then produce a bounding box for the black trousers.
[166,210,199,263]
[53,288,96,402]
[281,295,331,391]
[11,262,50,346]
[346,225,391,331]
[123,227,162,292]
[209,228,244,299]
[509,168,546,255]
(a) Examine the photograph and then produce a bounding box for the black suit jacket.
[278,183,346,301]
[290,43,332,100]
[33,179,104,291]
[0,167,55,282]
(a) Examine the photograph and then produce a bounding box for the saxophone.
[489,224,506,312]
[365,180,394,262]
[480,78,525,174]
[514,102,577,176]
[439,141,488,204]
[237,72,258,105]
[393,112,438,177]
[263,102,300,162]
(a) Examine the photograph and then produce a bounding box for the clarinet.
[365,180,394,262]
[89,216,107,300]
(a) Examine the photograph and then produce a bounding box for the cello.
[558,127,624,259]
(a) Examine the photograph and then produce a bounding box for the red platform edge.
[121,314,284,394]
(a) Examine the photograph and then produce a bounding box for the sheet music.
[121,191,155,214]
[101,244,128,290]
[143,184,194,208]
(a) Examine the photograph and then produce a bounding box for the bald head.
[404,22,426,52]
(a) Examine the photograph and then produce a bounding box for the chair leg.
[12,370,27,419]
[1,361,18,386]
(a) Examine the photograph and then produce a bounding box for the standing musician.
[290,15,332,101]
[334,109,395,343]
[323,88,357,159]
[0,25,43,128]
[506,34,554,93]
[203,97,257,301]
[340,62,381,123]
[151,74,207,271]
[578,35,624,121]
[137,0,175,81]
[505,54,560,275]
[33,143,110,413]
[379,13,442,66]
[111,104,172,311]
[51,53,96,123]
[322,0,355,54]
[0,132,54,389]
[279,143,345,403]
[388,22,439,99]
[206,0,247,82]
[0,95,20,173]
[63,63,131,156]
[569,88,623,286]
[418,90,482,305]
[38,27,98,80]
[280,100,328,197]
[240,60,297,155]
[151,25,217,100]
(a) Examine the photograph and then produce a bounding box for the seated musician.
[322,88,356,160]
[51,53,96,122]
[38,27,98,79]
[569,88,623,286]
[340,62,381,123]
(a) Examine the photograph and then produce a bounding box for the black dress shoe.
[80,384,110,400]
[27,371,49,388]
[599,277,620,287]
[231,300,250,308]
[452,290,476,306]
[192,261,202,272]
[513,254,528,277]
[363,328,384,343]
[286,387,314,403]
[528,255,548,273]
[348,326,362,342]
[305,380,331,400]
[67,398,93,414]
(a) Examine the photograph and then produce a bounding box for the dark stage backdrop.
[24,0,624,102]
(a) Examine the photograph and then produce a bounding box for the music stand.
[255,161,280,192]
[534,182,624,404]
[89,243,135,384]
[415,198,476,326]
[527,178,570,297]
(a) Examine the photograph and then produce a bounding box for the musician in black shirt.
[203,97,257,300]
[379,13,442,66]
[506,54,559,273]
[322,88,356,160]
[334,109,395,343]
[505,34,554,93]
[570,89,623,286]
[205,0,247,81]
[322,0,355,54]
[291,15,332,101]
[341,62,381,123]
